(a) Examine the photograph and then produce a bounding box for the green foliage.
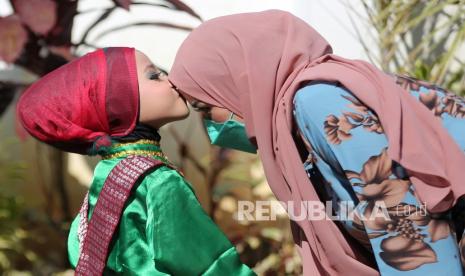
[0,140,28,273]
[0,140,68,275]
[353,0,465,94]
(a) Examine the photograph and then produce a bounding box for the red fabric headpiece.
[17,47,139,154]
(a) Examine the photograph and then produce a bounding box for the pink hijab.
[169,10,465,275]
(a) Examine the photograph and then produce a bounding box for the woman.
[168,10,465,275]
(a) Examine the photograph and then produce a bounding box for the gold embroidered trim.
[111,139,160,148]
[101,150,167,160]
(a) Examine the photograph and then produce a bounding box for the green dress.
[68,140,255,275]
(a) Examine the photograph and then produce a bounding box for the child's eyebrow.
[144,64,157,72]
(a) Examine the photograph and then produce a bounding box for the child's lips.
[178,91,187,103]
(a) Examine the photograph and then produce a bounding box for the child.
[17,47,255,275]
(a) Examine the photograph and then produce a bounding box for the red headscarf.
[169,10,465,275]
[17,47,139,154]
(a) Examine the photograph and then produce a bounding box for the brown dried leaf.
[0,15,28,63]
[113,0,131,11]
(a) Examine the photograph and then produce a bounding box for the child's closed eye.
[147,71,165,80]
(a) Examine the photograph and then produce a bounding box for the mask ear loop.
[228,112,235,120]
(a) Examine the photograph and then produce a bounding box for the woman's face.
[177,91,244,123]
[135,50,189,128]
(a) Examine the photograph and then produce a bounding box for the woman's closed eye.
[191,100,211,112]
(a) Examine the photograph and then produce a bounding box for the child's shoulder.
[142,164,195,195]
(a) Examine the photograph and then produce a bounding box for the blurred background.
[0,0,464,275]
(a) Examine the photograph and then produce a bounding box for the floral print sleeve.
[293,79,465,275]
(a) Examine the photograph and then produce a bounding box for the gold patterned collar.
[100,139,169,164]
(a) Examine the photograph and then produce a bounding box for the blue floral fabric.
[293,76,465,275]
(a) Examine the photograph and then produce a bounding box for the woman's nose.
[168,80,179,91]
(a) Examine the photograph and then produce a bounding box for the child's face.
[136,50,189,128]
